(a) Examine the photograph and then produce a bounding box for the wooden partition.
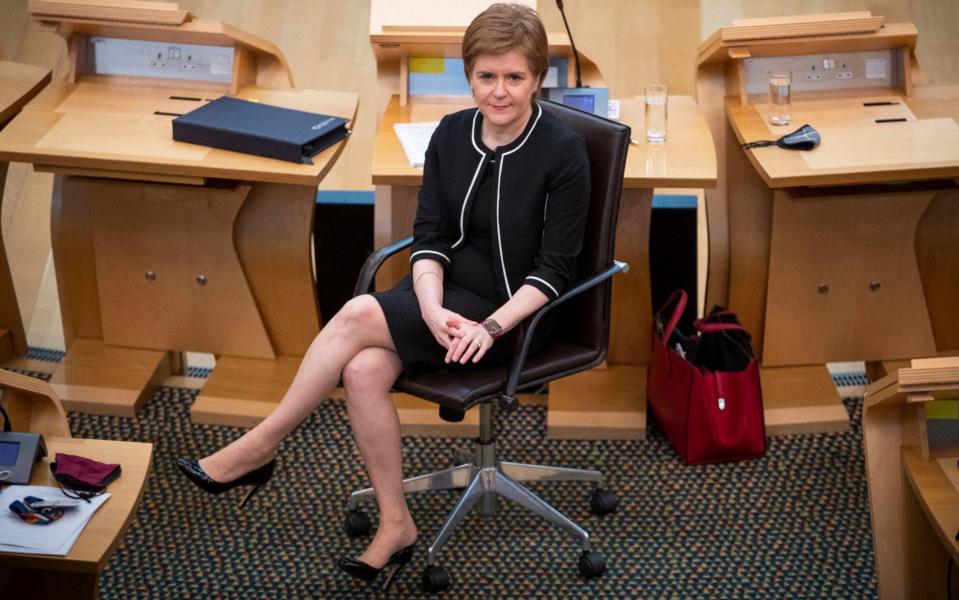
[0,59,49,363]
[862,358,959,599]
[0,2,357,422]
[696,12,959,435]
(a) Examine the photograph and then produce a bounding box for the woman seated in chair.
[177,2,589,589]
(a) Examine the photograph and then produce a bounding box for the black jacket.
[410,102,590,302]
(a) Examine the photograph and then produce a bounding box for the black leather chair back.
[539,101,630,357]
[390,102,630,414]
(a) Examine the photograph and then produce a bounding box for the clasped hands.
[422,307,494,365]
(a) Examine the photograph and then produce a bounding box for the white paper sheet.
[0,485,110,556]
[393,121,439,168]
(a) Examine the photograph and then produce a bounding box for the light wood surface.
[763,188,937,365]
[697,14,959,440]
[49,338,172,415]
[724,11,884,42]
[88,180,275,358]
[727,96,959,188]
[0,81,358,186]
[0,59,51,362]
[14,0,959,361]
[0,59,51,124]
[0,9,356,418]
[29,0,193,26]
[546,365,647,440]
[0,367,70,436]
[862,358,959,599]
[759,365,847,435]
[0,436,152,599]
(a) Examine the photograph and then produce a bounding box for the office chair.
[344,100,631,593]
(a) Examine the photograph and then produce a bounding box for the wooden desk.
[697,14,959,437]
[0,7,358,425]
[0,437,153,600]
[372,95,717,439]
[0,60,51,363]
[862,359,959,599]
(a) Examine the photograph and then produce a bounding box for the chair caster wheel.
[421,565,451,593]
[589,488,618,516]
[343,509,371,537]
[578,551,606,578]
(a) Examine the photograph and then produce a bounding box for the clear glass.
[644,84,668,143]
[768,69,791,126]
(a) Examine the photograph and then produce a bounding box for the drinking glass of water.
[644,84,667,143]
[768,70,791,126]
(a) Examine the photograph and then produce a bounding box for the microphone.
[554,0,583,88]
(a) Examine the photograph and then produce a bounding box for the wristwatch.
[481,318,504,340]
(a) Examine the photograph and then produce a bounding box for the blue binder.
[172,96,350,164]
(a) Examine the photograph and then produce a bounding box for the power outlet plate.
[85,37,235,84]
[744,49,899,95]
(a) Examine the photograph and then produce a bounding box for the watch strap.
[481,318,504,340]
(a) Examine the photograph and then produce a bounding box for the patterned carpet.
[21,367,876,598]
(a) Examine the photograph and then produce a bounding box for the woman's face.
[470,49,540,131]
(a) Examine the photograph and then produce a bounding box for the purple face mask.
[50,453,121,500]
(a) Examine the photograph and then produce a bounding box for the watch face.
[483,319,502,338]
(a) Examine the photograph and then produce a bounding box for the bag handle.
[654,290,687,345]
[693,321,746,334]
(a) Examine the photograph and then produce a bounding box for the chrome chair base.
[347,439,605,567]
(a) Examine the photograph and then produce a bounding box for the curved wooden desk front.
[372,95,716,439]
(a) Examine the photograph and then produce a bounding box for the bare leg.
[199,296,396,482]
[342,347,416,568]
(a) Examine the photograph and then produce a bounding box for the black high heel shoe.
[337,543,415,591]
[175,457,275,508]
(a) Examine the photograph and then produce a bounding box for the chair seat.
[395,341,603,412]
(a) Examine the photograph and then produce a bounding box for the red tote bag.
[648,290,766,465]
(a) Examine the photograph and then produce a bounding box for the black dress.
[372,154,517,375]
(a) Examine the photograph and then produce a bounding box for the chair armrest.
[353,235,414,296]
[498,260,630,411]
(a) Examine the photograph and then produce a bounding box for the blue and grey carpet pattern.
[21,366,876,598]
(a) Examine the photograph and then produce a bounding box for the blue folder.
[172,96,350,164]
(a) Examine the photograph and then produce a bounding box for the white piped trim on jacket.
[409,249,450,264]
[495,103,543,298]
[525,275,559,297]
[451,110,488,251]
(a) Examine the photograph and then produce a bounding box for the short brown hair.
[462,3,549,94]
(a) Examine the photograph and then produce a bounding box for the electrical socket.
[806,73,823,81]
[149,60,167,69]
[180,63,198,71]
[836,71,853,80]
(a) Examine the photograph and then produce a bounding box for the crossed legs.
[197,295,414,567]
